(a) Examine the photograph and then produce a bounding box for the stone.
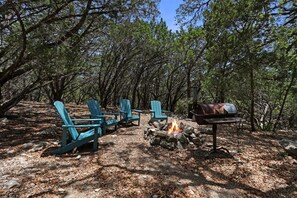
[5,180,20,189]
[176,133,188,144]
[279,139,297,157]
[7,149,15,154]
[190,133,197,139]
[76,155,81,160]
[176,141,184,150]
[1,118,8,124]
[160,140,173,150]
[149,128,157,134]
[193,129,201,136]
[58,188,65,192]
[161,123,170,130]
[167,134,177,142]
[94,188,101,192]
[22,142,34,149]
[184,127,194,135]
[150,137,161,146]
[200,128,213,134]
[32,147,43,152]
[40,178,49,183]
[40,127,56,136]
[119,128,127,132]
[152,121,161,129]
[191,137,201,146]
[155,131,168,138]
[179,122,185,129]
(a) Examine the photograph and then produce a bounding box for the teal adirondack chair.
[150,100,170,123]
[120,98,142,126]
[51,101,103,155]
[87,99,118,134]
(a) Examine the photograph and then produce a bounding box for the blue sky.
[159,0,184,31]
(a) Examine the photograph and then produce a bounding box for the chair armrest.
[72,118,103,122]
[150,110,155,112]
[162,110,170,113]
[89,115,106,118]
[62,124,101,128]
[103,112,119,116]
[133,109,142,113]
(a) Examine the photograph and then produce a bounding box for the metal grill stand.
[192,103,242,154]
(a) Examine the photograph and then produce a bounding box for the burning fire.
[168,119,182,134]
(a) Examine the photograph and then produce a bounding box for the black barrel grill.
[192,103,239,125]
[191,103,241,153]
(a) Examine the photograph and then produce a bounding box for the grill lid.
[192,103,238,124]
[194,103,237,116]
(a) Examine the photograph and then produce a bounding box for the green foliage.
[175,99,192,115]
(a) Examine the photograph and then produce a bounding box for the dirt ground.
[0,101,296,198]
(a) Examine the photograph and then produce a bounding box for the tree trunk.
[250,66,256,131]
[273,66,296,131]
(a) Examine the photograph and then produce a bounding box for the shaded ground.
[0,101,296,197]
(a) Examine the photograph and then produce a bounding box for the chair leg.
[103,124,107,134]
[93,127,99,151]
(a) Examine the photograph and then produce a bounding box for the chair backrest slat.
[87,99,103,117]
[54,101,79,140]
[151,100,162,117]
[120,99,132,118]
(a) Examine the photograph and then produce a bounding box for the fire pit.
[191,103,242,153]
[144,119,205,150]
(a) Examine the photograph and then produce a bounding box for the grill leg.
[212,124,217,152]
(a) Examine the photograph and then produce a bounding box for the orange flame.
[168,119,182,134]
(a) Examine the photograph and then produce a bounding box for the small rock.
[76,155,81,160]
[150,128,157,132]
[1,118,8,124]
[40,127,56,135]
[194,128,200,135]
[150,137,161,146]
[167,134,177,142]
[119,128,126,132]
[58,188,65,192]
[7,149,15,154]
[5,180,20,189]
[160,140,173,150]
[40,178,49,183]
[94,188,101,192]
[200,128,213,134]
[279,139,297,157]
[32,147,43,152]
[155,131,167,138]
[152,121,161,129]
[30,183,36,187]
[190,133,197,139]
[22,142,34,149]
[176,133,188,144]
[176,141,184,150]
[191,137,201,145]
[48,162,57,169]
[184,127,194,134]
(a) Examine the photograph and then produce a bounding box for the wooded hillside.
[1,0,296,131]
